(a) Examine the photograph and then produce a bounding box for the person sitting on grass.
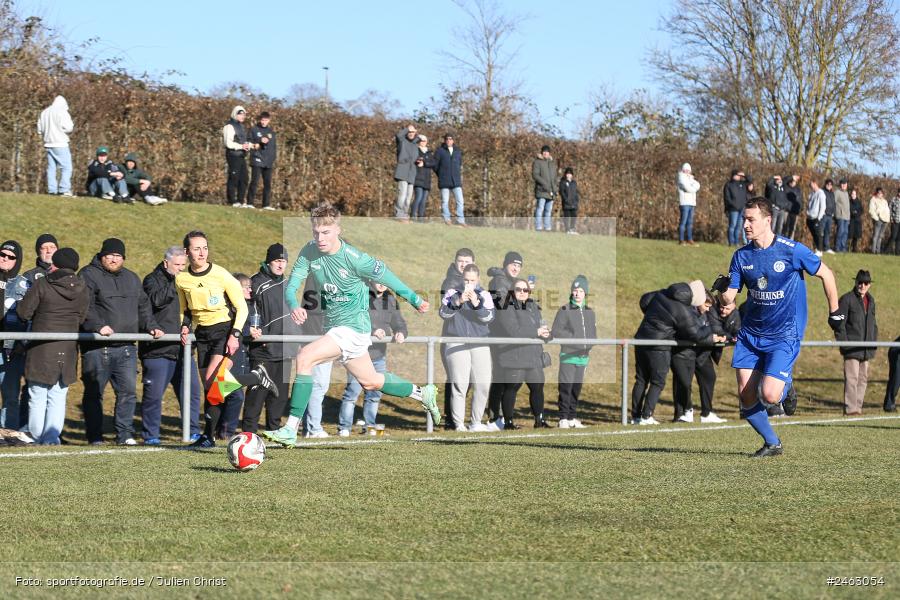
[121,152,167,206]
[86,146,129,203]
[260,202,440,448]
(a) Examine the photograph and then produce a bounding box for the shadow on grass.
[424,438,747,457]
[801,423,900,432]
[191,466,239,474]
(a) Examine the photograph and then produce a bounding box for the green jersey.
[285,239,421,334]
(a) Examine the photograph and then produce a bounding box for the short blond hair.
[311,202,341,227]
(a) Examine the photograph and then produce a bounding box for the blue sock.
[742,401,781,446]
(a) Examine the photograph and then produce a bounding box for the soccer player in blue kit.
[719,197,843,457]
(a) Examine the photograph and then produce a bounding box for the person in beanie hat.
[552,275,597,428]
[485,250,525,421]
[23,233,59,285]
[0,240,28,432]
[835,269,878,415]
[15,247,90,444]
[242,242,299,433]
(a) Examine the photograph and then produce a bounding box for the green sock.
[288,374,314,418]
[380,372,414,398]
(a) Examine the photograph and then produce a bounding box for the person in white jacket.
[677,163,701,245]
[37,96,74,196]
[868,187,891,254]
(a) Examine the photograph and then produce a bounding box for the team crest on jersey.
[209,295,220,305]
[323,283,338,294]
[773,260,785,273]
[372,260,385,276]
[757,276,768,290]
[338,268,349,279]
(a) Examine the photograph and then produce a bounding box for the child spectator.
[559,167,581,235]
[551,275,596,428]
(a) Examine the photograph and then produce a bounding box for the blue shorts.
[731,331,800,383]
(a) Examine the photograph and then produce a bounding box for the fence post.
[426,337,435,433]
[181,338,192,442]
[621,341,629,425]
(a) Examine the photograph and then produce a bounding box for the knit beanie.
[52,247,79,271]
[571,274,589,294]
[266,243,288,263]
[100,238,126,258]
[503,251,523,267]
[688,280,706,307]
[35,233,58,254]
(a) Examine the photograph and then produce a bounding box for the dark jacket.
[394,129,420,183]
[16,268,90,386]
[434,143,463,189]
[486,267,516,312]
[439,285,495,339]
[1,240,23,325]
[139,262,181,360]
[85,159,122,190]
[765,179,790,211]
[249,124,277,168]
[122,153,151,187]
[23,258,52,285]
[836,289,877,360]
[493,296,550,370]
[78,255,159,351]
[414,148,436,190]
[439,263,465,337]
[784,181,803,215]
[707,300,741,364]
[368,289,408,361]
[225,117,248,156]
[723,179,747,213]
[849,197,864,238]
[249,264,300,361]
[559,177,580,211]
[551,298,597,361]
[532,156,557,199]
[824,188,836,217]
[635,283,712,350]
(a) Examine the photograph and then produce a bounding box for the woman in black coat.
[848,188,864,252]
[491,278,552,429]
[411,137,436,221]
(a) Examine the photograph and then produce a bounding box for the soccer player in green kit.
[261,203,440,447]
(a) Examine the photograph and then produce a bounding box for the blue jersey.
[728,236,821,340]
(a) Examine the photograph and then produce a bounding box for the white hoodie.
[37,96,74,148]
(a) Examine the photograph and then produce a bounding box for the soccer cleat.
[767,403,786,418]
[259,426,297,448]
[187,435,215,449]
[251,364,279,398]
[751,443,783,458]
[700,412,727,424]
[783,386,798,416]
[419,384,441,426]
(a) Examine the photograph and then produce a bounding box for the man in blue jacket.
[434,133,466,226]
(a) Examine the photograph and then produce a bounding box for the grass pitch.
[1,415,899,598]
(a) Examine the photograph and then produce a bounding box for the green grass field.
[2,193,900,598]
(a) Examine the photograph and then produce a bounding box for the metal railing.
[2,332,898,439]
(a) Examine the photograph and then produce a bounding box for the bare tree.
[649,0,900,170]
[344,89,402,120]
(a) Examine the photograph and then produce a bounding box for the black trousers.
[558,362,585,420]
[784,213,798,239]
[885,344,900,410]
[499,366,545,424]
[241,357,290,432]
[562,208,578,232]
[440,344,455,429]
[248,165,273,208]
[694,354,717,417]
[806,218,822,251]
[671,352,695,418]
[226,153,248,203]
[888,222,900,255]
[487,350,504,421]
[631,347,670,419]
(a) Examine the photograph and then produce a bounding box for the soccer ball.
[227,432,266,471]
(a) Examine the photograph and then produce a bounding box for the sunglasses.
[514,287,529,293]
[0,252,15,260]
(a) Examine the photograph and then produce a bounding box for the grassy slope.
[3,192,899,437]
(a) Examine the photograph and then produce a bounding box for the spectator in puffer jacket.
[394,124,420,221]
[1,240,27,431]
[631,280,710,425]
[551,275,596,428]
[86,146,130,202]
[559,167,581,234]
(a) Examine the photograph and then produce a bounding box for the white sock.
[286,416,301,432]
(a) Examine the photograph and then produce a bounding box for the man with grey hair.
[394,124,420,222]
[138,246,203,444]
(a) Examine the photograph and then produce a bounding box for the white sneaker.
[469,423,489,432]
[493,417,505,431]
[15,431,35,444]
[629,417,642,425]
[826,249,835,254]
[144,195,168,206]
[814,250,823,257]
[569,419,587,429]
[104,191,116,200]
[558,419,571,429]
[338,429,350,438]
[304,430,329,439]
[60,191,74,197]
[121,438,138,446]
[262,206,276,211]
[455,425,467,432]
[638,416,660,425]
[700,412,727,424]
[232,202,243,207]
[677,409,694,423]
[242,203,255,209]
[485,420,501,432]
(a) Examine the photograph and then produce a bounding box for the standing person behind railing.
[551,275,596,428]
[486,251,524,421]
[631,280,709,425]
[671,293,727,423]
[0,241,27,431]
[79,238,164,446]
[700,295,741,424]
[439,264,495,431]
[15,249,89,444]
[884,336,900,413]
[835,270,878,416]
[439,248,475,430]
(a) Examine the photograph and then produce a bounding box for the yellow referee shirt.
[175,263,248,330]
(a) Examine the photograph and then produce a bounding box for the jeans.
[835,219,849,252]
[771,207,787,235]
[678,205,694,241]
[411,187,429,220]
[440,187,465,224]
[727,211,742,245]
[395,180,414,219]
[872,220,887,254]
[338,356,385,430]
[0,350,26,429]
[303,361,333,435]
[784,213,798,239]
[45,146,72,194]
[535,197,554,231]
[88,177,128,198]
[81,345,138,443]
[820,214,833,251]
[140,355,202,440]
[27,378,67,444]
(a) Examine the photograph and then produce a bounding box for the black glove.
[828,310,845,334]
[711,274,730,295]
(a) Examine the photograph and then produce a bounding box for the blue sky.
[22,0,668,135]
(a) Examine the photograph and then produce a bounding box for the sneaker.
[259,426,297,448]
[751,443,783,458]
[262,206,276,211]
[558,419,571,429]
[469,422,490,432]
[629,417,642,425]
[368,428,377,436]
[700,412,727,424]
[143,437,161,446]
[104,191,116,200]
[826,249,835,254]
[119,195,134,204]
[418,384,441,426]
[455,425,467,432]
[338,429,350,438]
[304,430,329,439]
[534,419,552,428]
[187,435,215,449]
[89,438,105,446]
[232,202,243,207]
[189,433,202,443]
[60,191,74,197]
[118,437,137,446]
[243,203,255,209]
[814,250,823,257]
[144,195,168,206]
[485,420,501,432]
[493,417,505,431]
[677,409,694,423]
[569,419,587,429]
[251,364,279,398]
[638,416,660,425]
